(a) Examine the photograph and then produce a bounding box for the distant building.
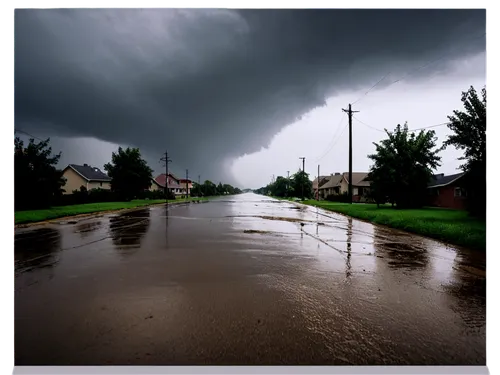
[317,172,371,202]
[62,164,111,194]
[427,172,467,209]
[153,173,191,196]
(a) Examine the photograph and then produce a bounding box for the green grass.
[15,197,211,225]
[298,200,486,251]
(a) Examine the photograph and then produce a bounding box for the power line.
[315,122,348,162]
[313,114,347,163]
[353,116,450,133]
[14,128,45,141]
[353,116,386,133]
[349,31,486,105]
[352,73,390,105]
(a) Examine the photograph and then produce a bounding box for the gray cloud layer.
[15,9,485,185]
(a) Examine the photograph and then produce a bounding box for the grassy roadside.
[15,197,211,225]
[290,199,486,251]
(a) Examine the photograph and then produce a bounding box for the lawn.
[15,197,211,225]
[300,200,486,251]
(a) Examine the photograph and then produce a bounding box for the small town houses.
[312,171,468,209]
[312,172,371,203]
[61,163,192,197]
[151,173,193,197]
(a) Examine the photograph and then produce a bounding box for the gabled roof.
[66,164,111,182]
[319,174,344,189]
[155,173,182,189]
[343,172,370,187]
[428,172,465,188]
[312,175,330,189]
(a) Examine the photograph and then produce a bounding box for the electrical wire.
[351,73,390,105]
[349,31,486,105]
[314,122,348,162]
[14,128,45,141]
[353,116,450,133]
[312,113,347,163]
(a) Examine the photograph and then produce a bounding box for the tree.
[104,147,153,201]
[291,170,313,200]
[268,176,289,197]
[14,137,66,210]
[444,86,486,217]
[216,182,225,195]
[190,182,202,197]
[368,123,442,208]
[201,180,217,196]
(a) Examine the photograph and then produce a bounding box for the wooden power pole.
[185,169,189,200]
[342,104,359,204]
[299,157,305,200]
[160,150,172,204]
[317,164,320,201]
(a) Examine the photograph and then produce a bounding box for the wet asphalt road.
[15,193,485,365]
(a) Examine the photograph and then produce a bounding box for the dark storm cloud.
[15,9,485,184]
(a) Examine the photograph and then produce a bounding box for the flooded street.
[14,193,485,365]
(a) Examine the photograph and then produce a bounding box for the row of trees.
[367,86,485,217]
[14,141,241,211]
[190,181,242,197]
[254,170,313,199]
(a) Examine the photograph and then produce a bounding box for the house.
[62,164,111,194]
[318,173,343,199]
[149,178,164,192]
[343,172,371,203]
[179,178,193,195]
[427,172,467,209]
[317,172,371,202]
[312,175,331,199]
[154,173,191,196]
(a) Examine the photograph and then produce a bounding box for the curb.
[14,200,208,229]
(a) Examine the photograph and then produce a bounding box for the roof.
[66,164,111,182]
[319,174,344,189]
[155,174,183,189]
[312,175,330,189]
[342,172,370,187]
[428,172,465,188]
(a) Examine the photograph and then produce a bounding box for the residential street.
[15,193,485,365]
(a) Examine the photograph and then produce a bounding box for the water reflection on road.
[14,194,485,365]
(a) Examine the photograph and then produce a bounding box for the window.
[100,182,103,187]
[455,187,467,197]
[353,188,358,196]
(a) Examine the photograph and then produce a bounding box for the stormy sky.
[15,9,486,188]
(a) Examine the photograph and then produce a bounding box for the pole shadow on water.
[15,227,61,273]
[346,218,352,279]
[75,221,102,239]
[108,208,151,256]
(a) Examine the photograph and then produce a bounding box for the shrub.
[325,192,350,203]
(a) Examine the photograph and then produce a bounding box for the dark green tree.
[14,137,65,210]
[444,86,486,217]
[201,180,217,196]
[216,182,225,195]
[104,147,153,201]
[190,182,202,197]
[223,184,235,195]
[269,176,289,197]
[291,170,313,200]
[368,123,442,208]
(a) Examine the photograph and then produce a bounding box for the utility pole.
[185,169,189,201]
[317,164,320,201]
[342,104,359,204]
[286,171,290,197]
[160,150,172,204]
[299,157,305,200]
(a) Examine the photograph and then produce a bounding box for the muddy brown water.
[14,193,485,365]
